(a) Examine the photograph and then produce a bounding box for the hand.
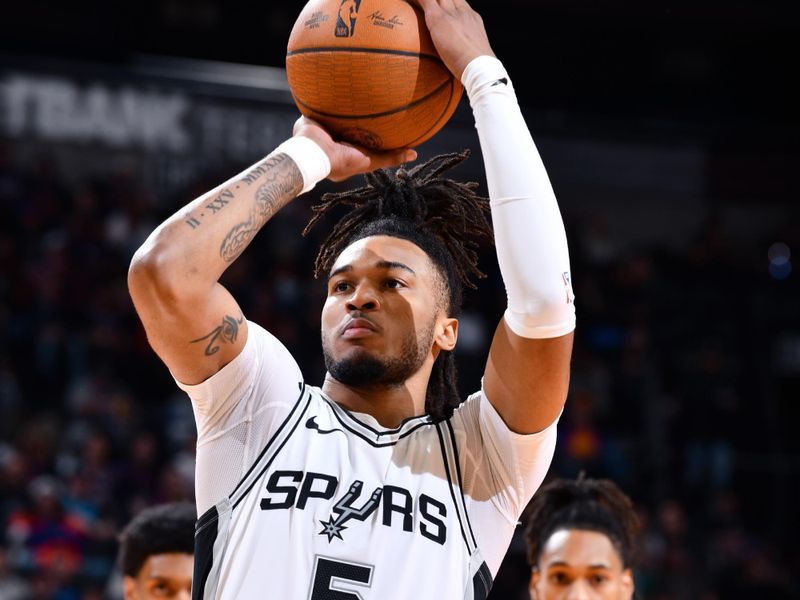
[292,117,417,182]
[412,0,495,80]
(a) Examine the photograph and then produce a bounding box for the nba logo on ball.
[287,0,464,150]
[335,0,361,37]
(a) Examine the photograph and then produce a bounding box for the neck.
[321,368,431,428]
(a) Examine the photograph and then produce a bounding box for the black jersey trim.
[232,391,313,510]
[320,394,433,447]
[445,419,478,550]
[195,504,219,535]
[435,422,472,555]
[192,505,219,600]
[317,387,432,436]
[327,402,430,447]
[229,383,307,498]
[438,420,476,553]
[472,560,493,600]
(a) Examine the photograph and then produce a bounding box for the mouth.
[341,317,378,339]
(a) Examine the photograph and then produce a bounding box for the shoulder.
[179,320,304,422]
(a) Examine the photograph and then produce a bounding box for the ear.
[528,568,540,600]
[123,575,138,600]
[434,317,458,352]
[621,568,634,599]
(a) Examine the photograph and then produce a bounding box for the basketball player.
[117,503,195,600]
[128,0,575,597]
[525,478,639,600]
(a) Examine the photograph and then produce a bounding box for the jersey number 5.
[309,556,374,599]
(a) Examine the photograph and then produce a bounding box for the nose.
[565,580,592,600]
[346,282,380,311]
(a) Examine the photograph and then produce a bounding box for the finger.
[366,148,418,171]
[433,0,457,12]
[338,139,416,164]
[292,116,306,136]
[409,0,451,14]
[293,114,325,132]
[327,145,416,182]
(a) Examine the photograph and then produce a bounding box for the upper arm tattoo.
[220,153,303,262]
[190,314,245,356]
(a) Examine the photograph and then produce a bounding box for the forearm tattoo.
[190,314,244,356]
[184,188,235,229]
[219,153,303,262]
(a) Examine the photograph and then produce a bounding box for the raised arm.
[417,0,575,433]
[128,120,415,385]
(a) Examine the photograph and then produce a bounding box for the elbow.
[511,285,575,318]
[128,246,166,306]
[128,244,195,308]
[505,294,576,339]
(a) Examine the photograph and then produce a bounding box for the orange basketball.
[286,0,463,150]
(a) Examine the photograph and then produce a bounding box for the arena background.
[0,1,797,598]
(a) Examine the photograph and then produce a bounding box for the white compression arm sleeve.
[463,56,576,339]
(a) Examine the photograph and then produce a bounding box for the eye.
[332,280,351,293]
[384,278,405,289]
[150,582,171,597]
[549,571,571,586]
[590,574,609,586]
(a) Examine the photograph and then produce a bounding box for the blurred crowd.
[0,142,798,599]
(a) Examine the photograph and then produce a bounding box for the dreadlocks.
[303,150,492,422]
[524,475,641,569]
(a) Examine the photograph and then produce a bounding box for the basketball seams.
[405,78,461,148]
[287,47,443,63]
[292,75,461,150]
[292,76,453,120]
[287,52,449,113]
[285,0,462,149]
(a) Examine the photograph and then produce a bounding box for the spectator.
[524,476,639,600]
[116,502,195,600]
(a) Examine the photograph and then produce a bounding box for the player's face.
[529,530,633,600]
[123,552,193,600]
[321,235,455,387]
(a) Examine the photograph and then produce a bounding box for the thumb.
[366,147,418,171]
[330,145,418,181]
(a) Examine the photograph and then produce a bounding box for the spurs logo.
[319,480,382,542]
[260,470,449,546]
[335,0,361,37]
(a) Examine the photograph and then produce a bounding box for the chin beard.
[322,323,434,389]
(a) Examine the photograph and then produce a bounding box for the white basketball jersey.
[182,322,557,600]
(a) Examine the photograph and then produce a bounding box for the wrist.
[461,55,511,98]
[273,136,331,194]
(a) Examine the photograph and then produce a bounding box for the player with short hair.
[524,477,640,600]
[128,1,575,598]
[117,502,195,600]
